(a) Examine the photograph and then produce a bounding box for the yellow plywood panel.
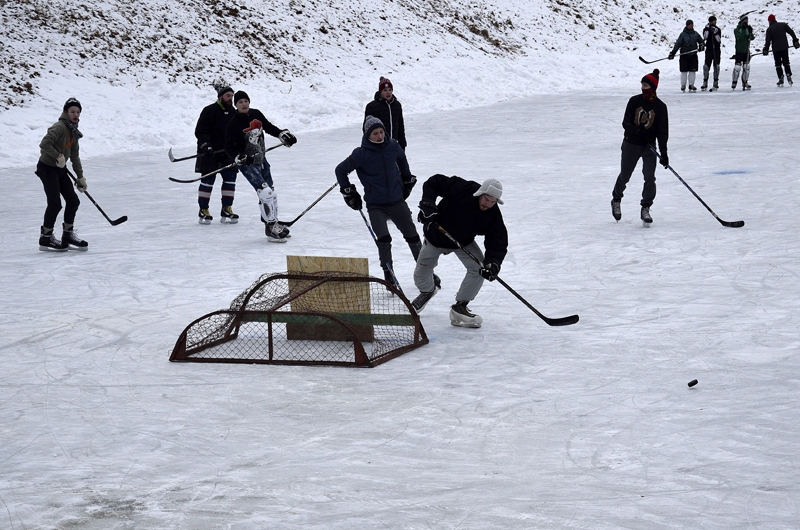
[286,256,373,341]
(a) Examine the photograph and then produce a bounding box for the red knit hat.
[768,14,776,22]
[379,76,393,91]
[642,69,660,90]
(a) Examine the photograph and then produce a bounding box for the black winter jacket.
[364,93,407,149]
[764,20,798,53]
[335,132,411,206]
[621,94,669,157]
[194,100,235,174]
[224,109,282,163]
[420,174,508,268]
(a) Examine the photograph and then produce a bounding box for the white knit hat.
[473,178,504,204]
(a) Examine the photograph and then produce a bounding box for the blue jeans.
[238,159,273,191]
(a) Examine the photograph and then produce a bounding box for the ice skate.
[777,78,785,87]
[61,224,88,251]
[198,208,213,224]
[700,82,708,91]
[450,301,483,328]
[640,206,653,227]
[732,81,737,90]
[681,85,686,92]
[713,80,719,90]
[382,267,402,293]
[410,276,441,313]
[611,199,621,221]
[220,206,239,224]
[38,226,67,252]
[688,85,697,92]
[265,221,288,243]
[788,75,793,86]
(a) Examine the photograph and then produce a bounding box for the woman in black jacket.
[364,77,407,150]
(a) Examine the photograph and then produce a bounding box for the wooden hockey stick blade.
[110,216,128,226]
[719,219,744,228]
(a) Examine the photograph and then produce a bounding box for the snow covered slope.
[0,0,785,167]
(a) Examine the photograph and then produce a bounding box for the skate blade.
[267,237,288,243]
[642,220,652,228]
[198,219,212,225]
[66,245,89,251]
[39,245,68,252]
[220,218,238,224]
[450,320,482,329]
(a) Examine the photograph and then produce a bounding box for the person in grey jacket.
[335,116,420,289]
[763,14,800,86]
[35,98,88,251]
[669,20,705,91]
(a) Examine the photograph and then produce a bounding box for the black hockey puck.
[688,379,698,387]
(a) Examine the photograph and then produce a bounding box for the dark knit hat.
[642,69,660,90]
[768,14,776,22]
[379,76,393,91]
[363,115,385,136]
[739,14,749,22]
[708,15,716,23]
[233,90,249,105]
[63,97,82,112]
[686,19,694,26]
[216,85,233,98]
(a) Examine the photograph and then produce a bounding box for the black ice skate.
[450,301,483,328]
[410,276,441,313]
[611,199,622,221]
[777,78,785,87]
[220,206,239,224]
[641,206,653,227]
[265,221,288,243]
[788,75,794,86]
[198,208,213,224]
[62,225,88,251]
[688,85,697,92]
[38,226,67,252]
[382,267,402,293]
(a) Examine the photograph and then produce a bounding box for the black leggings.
[36,161,80,228]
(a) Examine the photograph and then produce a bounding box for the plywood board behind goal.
[286,255,373,341]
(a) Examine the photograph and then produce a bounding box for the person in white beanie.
[411,174,508,328]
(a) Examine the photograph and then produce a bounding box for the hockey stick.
[168,147,225,163]
[359,209,402,292]
[435,225,579,327]
[168,142,285,183]
[282,183,337,227]
[64,169,128,226]
[639,48,699,64]
[649,146,745,228]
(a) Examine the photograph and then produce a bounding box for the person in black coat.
[335,116,420,289]
[364,77,407,150]
[701,16,722,90]
[611,70,669,226]
[763,14,800,86]
[411,174,509,329]
[224,90,297,242]
[194,83,238,224]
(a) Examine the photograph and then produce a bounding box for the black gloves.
[479,262,500,282]
[417,198,437,224]
[794,39,800,49]
[698,43,705,52]
[279,130,297,147]
[660,154,669,167]
[763,47,769,56]
[199,142,214,155]
[341,186,362,210]
[402,174,417,199]
[235,154,254,166]
[668,52,675,60]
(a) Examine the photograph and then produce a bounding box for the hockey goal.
[169,271,428,367]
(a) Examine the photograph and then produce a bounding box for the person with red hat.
[610,70,669,227]
[364,76,407,150]
[763,14,800,86]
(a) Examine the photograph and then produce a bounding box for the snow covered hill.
[0,0,784,167]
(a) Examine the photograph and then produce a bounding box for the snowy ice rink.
[2,61,800,528]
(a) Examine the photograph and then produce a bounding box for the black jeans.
[773,49,793,79]
[36,161,80,228]
[612,140,657,208]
